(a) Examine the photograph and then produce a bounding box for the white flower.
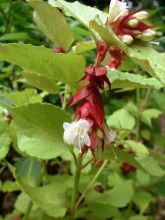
[63,119,91,149]
[133,11,149,21]
[136,29,155,41]
[3,108,9,116]
[109,0,129,23]
[127,18,139,28]
[103,123,117,144]
[121,34,134,45]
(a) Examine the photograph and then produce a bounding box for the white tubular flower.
[109,0,129,23]
[133,11,149,21]
[121,35,134,45]
[103,123,117,144]
[106,129,117,144]
[63,119,91,149]
[3,108,9,116]
[127,18,139,28]
[136,29,155,41]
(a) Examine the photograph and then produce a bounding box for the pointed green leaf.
[72,41,96,54]
[133,192,155,214]
[86,172,134,208]
[109,70,163,89]
[97,147,164,176]
[15,192,38,213]
[123,140,149,157]
[10,103,70,159]
[0,115,11,160]
[4,89,42,107]
[2,181,20,193]
[23,72,59,94]
[128,42,165,85]
[89,20,126,51]
[49,0,107,28]
[18,180,67,218]
[0,43,85,88]
[30,0,74,51]
[15,157,42,185]
[136,155,165,177]
[107,108,135,130]
[141,108,162,127]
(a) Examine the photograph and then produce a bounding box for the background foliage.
[0,0,165,220]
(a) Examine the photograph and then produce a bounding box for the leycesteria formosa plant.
[0,0,164,219]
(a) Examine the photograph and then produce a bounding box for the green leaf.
[2,181,20,192]
[141,108,162,127]
[0,32,30,41]
[123,140,149,157]
[15,192,38,213]
[97,147,164,176]
[4,89,42,107]
[96,147,142,170]
[15,157,42,185]
[128,42,165,85]
[136,155,165,177]
[86,172,134,208]
[0,116,11,160]
[49,0,107,28]
[129,215,148,220]
[0,43,85,89]
[90,20,165,85]
[30,0,74,51]
[18,180,67,218]
[72,41,96,54]
[132,192,155,214]
[107,108,135,130]
[109,70,163,89]
[23,72,59,94]
[10,103,70,159]
[88,203,121,219]
[151,90,165,112]
[136,170,150,186]
[0,132,11,160]
[89,20,126,51]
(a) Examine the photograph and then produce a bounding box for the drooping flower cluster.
[107,0,155,45]
[63,0,154,153]
[63,64,116,153]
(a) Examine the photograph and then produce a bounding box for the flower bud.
[121,35,134,45]
[133,11,149,21]
[127,18,139,28]
[136,29,155,41]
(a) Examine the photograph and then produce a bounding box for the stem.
[70,155,83,217]
[136,88,141,141]
[23,201,33,220]
[62,85,68,110]
[75,160,108,210]
[23,161,44,220]
[141,88,152,112]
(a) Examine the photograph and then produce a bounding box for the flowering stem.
[70,155,83,217]
[75,160,108,210]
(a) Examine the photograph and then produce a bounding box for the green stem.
[23,201,33,220]
[62,85,68,110]
[71,155,83,217]
[23,160,45,220]
[136,88,141,141]
[75,160,108,210]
